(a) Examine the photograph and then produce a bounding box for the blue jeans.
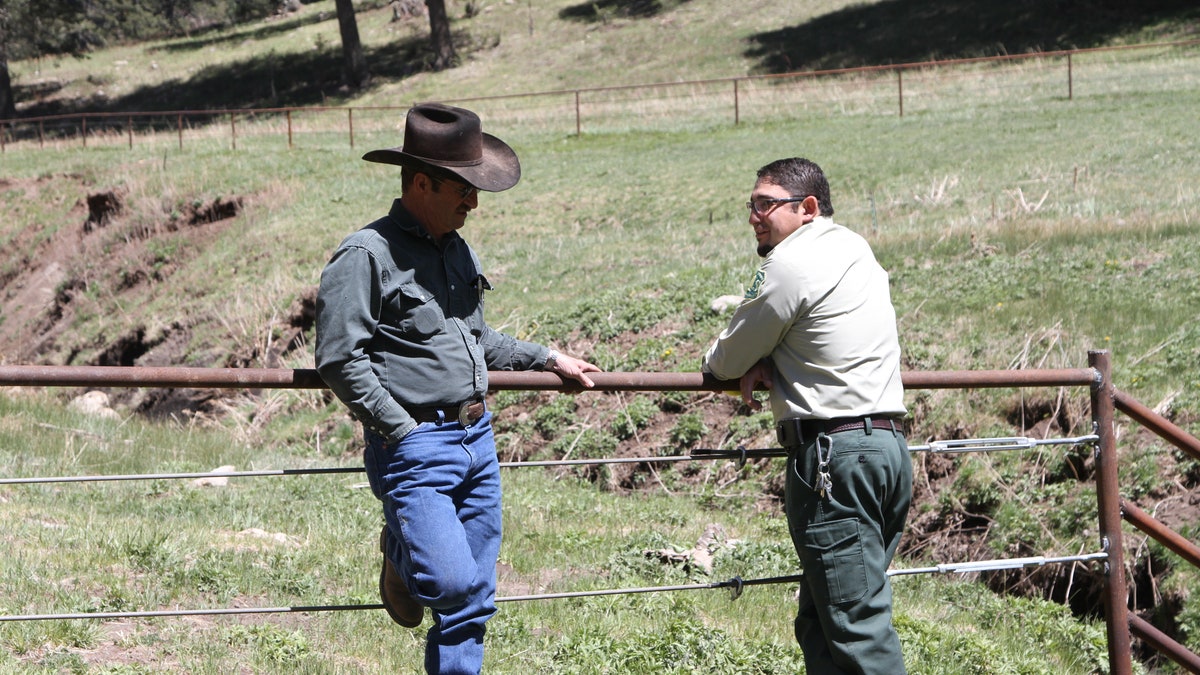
[364,412,502,675]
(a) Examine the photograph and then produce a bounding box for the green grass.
[0,390,1117,673]
[2,0,1200,672]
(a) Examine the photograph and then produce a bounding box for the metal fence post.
[734,78,740,126]
[1090,349,1132,675]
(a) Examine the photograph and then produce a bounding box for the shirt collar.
[387,198,461,246]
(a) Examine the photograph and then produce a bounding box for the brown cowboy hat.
[362,103,521,192]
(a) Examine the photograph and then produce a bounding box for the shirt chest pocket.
[388,282,445,339]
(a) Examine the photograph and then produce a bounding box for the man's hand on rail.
[547,354,601,388]
[738,359,774,411]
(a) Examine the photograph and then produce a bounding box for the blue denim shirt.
[315,199,550,442]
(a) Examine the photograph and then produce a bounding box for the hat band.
[403,152,485,168]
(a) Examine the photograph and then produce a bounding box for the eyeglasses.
[432,177,479,201]
[746,196,804,216]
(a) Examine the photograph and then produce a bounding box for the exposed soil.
[3,174,1199,668]
[0,174,317,419]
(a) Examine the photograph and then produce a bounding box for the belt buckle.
[457,400,481,427]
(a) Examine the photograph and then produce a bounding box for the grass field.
[3,0,1200,672]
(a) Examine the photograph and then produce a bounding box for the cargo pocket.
[799,517,867,605]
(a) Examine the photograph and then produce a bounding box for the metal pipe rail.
[1113,388,1200,462]
[1129,615,1200,674]
[1120,499,1200,570]
[0,364,1098,391]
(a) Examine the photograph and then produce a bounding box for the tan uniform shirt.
[703,216,906,421]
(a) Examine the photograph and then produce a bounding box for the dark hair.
[400,164,456,193]
[756,158,835,217]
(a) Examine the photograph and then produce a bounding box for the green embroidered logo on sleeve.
[744,269,765,299]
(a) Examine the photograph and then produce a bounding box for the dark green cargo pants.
[783,421,912,675]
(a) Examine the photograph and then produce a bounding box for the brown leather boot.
[379,526,423,627]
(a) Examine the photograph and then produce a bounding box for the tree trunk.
[0,16,15,120]
[334,0,368,88]
[0,58,13,120]
[425,0,457,71]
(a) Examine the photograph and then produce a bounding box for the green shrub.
[534,396,578,439]
[669,413,708,448]
[610,395,659,440]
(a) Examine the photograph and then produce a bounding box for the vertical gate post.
[574,91,581,137]
[1090,349,1133,675]
[733,78,740,126]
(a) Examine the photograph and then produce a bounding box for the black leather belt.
[776,415,905,447]
[405,400,485,426]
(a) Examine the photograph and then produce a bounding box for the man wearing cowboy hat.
[315,103,600,674]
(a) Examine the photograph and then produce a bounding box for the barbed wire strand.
[0,435,1099,486]
[0,435,1106,622]
[0,551,1107,623]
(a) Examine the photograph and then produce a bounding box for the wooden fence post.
[1068,53,1074,101]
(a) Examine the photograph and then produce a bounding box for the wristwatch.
[544,349,560,372]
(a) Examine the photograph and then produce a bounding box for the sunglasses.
[745,196,805,216]
[432,177,479,200]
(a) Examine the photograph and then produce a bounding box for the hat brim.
[362,133,521,193]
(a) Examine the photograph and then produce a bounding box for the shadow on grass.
[558,0,693,22]
[17,32,457,120]
[146,8,333,55]
[744,0,1200,74]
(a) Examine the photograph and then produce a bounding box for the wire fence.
[0,433,1099,486]
[0,357,1159,674]
[2,40,1198,153]
[0,406,1107,625]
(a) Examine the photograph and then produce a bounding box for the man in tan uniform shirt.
[704,157,911,674]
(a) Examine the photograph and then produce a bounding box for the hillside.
[9,0,1199,117]
[3,0,1200,671]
